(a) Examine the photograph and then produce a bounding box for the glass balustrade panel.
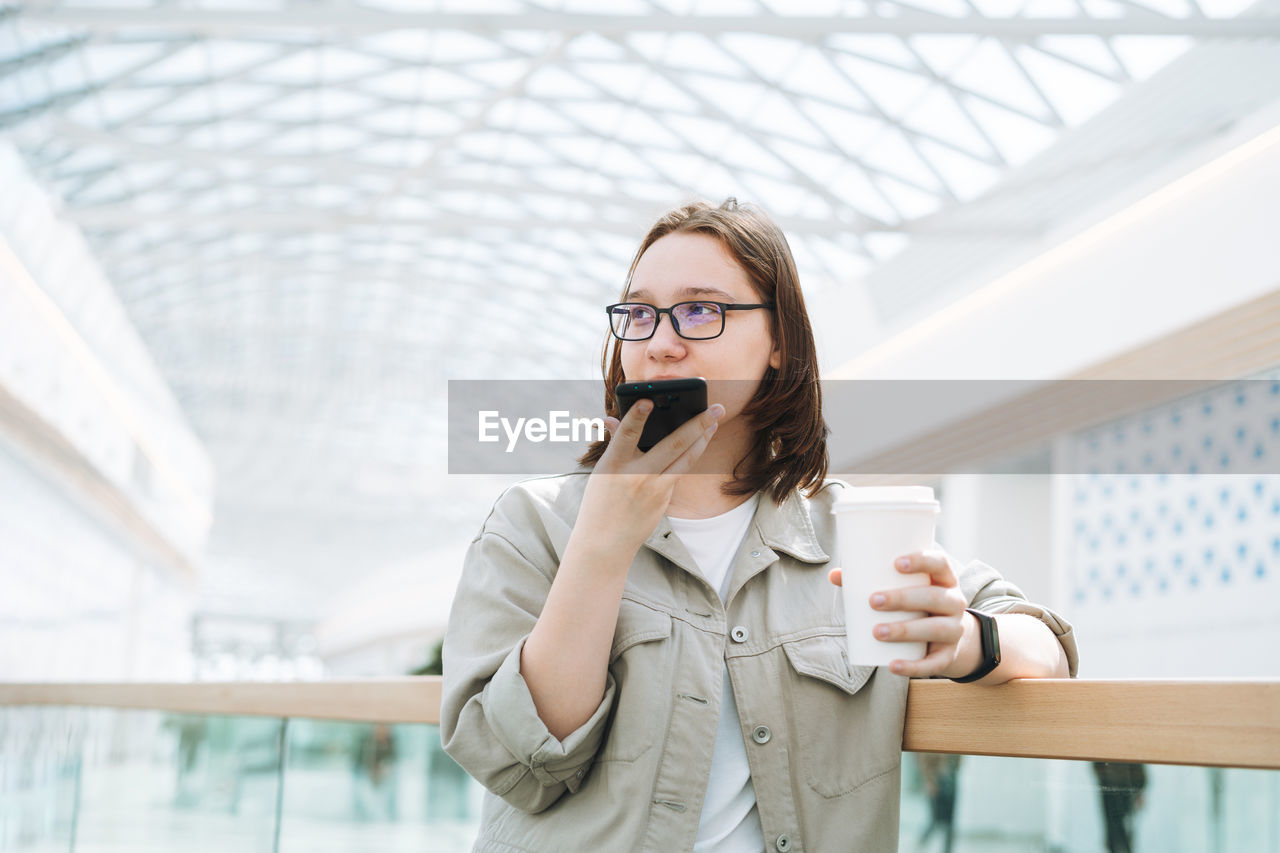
[5,704,1278,852]
[900,753,1280,853]
[276,719,483,853]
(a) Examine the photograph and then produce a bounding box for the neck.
[665,419,759,519]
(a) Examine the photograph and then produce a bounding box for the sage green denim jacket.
[441,472,1078,853]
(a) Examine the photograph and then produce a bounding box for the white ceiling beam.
[43,114,696,213]
[92,222,622,277]
[0,33,90,73]
[65,196,1014,237]
[69,184,1032,240]
[116,254,585,297]
[64,205,644,234]
[103,244,616,308]
[603,34,892,244]
[44,114,414,176]
[72,170,657,220]
[703,37,968,212]
[42,117,872,234]
[890,39,1009,167]
[19,7,1280,37]
[349,33,575,221]
[0,38,197,130]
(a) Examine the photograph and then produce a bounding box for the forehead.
[627,232,753,303]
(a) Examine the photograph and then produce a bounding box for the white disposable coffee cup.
[831,486,940,668]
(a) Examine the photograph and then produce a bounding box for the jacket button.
[750,549,760,557]
[731,626,749,643]
[752,725,771,744]
[775,834,792,852]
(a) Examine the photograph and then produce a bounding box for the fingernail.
[709,404,725,419]
[890,661,904,673]
[637,400,653,413]
[871,594,886,608]
[874,625,889,638]
[895,556,910,569]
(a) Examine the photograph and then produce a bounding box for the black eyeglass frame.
[605,301,775,341]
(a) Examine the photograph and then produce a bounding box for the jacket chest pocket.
[781,634,907,798]
[599,599,674,763]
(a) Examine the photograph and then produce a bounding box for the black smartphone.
[614,377,709,452]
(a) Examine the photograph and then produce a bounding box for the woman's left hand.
[828,550,969,677]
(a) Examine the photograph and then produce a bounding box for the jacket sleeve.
[440,524,618,814]
[948,553,1080,678]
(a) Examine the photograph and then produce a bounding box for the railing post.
[272,717,289,853]
[1208,766,1224,853]
[68,749,82,853]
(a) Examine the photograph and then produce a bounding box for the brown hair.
[577,198,829,504]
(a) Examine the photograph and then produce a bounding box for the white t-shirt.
[668,493,764,853]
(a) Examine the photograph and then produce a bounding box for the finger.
[873,615,964,646]
[656,415,721,479]
[893,550,958,587]
[828,567,842,587]
[602,416,620,435]
[870,585,965,616]
[644,403,725,470]
[608,399,653,451]
[889,646,957,678]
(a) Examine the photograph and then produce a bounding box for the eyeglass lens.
[610,302,725,340]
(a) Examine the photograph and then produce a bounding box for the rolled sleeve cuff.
[984,599,1080,678]
[482,636,617,789]
[949,552,1080,678]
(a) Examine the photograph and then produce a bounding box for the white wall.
[824,108,1280,386]
[0,441,194,681]
[0,141,214,560]
[939,371,1280,849]
[0,142,211,681]
[938,473,1055,610]
[315,544,468,676]
[1054,370,1280,679]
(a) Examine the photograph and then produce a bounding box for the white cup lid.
[830,485,939,512]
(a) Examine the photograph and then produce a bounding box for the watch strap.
[952,608,1001,684]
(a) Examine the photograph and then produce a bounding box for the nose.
[644,312,687,360]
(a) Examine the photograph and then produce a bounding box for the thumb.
[828,567,843,587]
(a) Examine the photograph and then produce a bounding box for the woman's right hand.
[518,400,723,740]
[575,399,725,554]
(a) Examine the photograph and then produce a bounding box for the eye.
[682,302,722,321]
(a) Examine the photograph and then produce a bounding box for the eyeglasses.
[605,301,774,341]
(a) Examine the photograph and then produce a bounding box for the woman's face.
[621,231,780,428]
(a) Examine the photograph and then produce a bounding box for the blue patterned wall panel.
[1059,376,1280,613]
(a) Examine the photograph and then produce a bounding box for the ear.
[769,342,781,370]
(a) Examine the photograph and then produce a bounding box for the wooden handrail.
[2,678,1277,770]
[0,679,443,726]
[903,679,1280,769]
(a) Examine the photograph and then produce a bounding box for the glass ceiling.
[1,0,1272,617]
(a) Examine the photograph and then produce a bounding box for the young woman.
[442,199,1077,853]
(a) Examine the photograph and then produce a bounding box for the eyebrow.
[626,286,738,302]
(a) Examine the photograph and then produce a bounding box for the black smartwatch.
[951,609,1001,683]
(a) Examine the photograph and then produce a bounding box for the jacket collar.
[642,486,829,569]
[755,486,829,564]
